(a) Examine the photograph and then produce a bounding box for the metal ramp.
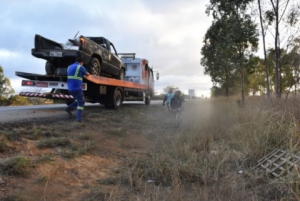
[257,148,300,177]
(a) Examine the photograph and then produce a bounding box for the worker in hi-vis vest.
[65,55,90,122]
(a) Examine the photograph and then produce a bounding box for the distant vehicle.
[31,34,126,80]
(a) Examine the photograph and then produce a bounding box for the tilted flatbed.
[16,72,149,90]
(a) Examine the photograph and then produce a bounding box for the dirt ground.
[0,103,169,201]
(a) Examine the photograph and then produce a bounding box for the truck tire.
[111,89,122,109]
[100,88,122,109]
[45,61,55,75]
[145,96,151,105]
[89,58,101,76]
[145,89,152,105]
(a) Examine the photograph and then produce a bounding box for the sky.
[1,0,214,97]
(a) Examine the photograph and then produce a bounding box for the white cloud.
[0,49,19,59]
[1,0,213,98]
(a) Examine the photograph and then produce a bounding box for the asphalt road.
[0,100,162,124]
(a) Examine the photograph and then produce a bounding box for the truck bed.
[16,71,148,90]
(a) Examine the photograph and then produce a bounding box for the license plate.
[49,82,58,86]
[36,82,48,87]
[50,51,62,57]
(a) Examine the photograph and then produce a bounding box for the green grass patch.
[37,137,70,148]
[0,156,31,176]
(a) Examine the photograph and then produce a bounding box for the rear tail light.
[22,80,34,86]
[21,80,49,87]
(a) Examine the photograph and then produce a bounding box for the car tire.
[45,61,55,75]
[89,58,101,76]
[56,68,67,76]
[118,68,126,80]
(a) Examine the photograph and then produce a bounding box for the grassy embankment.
[0,97,299,201]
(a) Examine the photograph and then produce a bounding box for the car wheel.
[118,68,126,80]
[45,61,55,75]
[89,58,101,76]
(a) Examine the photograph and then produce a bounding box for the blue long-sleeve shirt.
[67,62,88,90]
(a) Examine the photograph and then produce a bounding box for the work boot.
[76,109,83,122]
[65,108,73,118]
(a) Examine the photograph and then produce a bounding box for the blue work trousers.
[67,90,85,122]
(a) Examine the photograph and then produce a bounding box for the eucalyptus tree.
[287,37,300,96]
[246,56,267,95]
[0,66,15,105]
[257,0,300,98]
[267,44,300,99]
[201,0,258,104]
[201,19,238,97]
[257,0,271,99]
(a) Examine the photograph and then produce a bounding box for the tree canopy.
[201,0,300,100]
[201,0,258,103]
[0,66,14,104]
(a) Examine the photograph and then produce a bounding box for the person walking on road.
[65,55,90,122]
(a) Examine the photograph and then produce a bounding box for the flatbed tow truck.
[16,54,159,109]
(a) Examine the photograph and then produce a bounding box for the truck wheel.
[118,68,126,80]
[111,89,122,109]
[45,61,55,75]
[89,58,101,76]
[145,96,151,105]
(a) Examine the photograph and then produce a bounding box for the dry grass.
[0,97,300,200]
[116,98,300,201]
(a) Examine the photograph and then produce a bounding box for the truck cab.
[121,54,155,100]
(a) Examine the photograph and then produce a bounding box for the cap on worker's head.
[76,55,84,62]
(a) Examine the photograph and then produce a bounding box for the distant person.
[65,55,90,122]
[163,88,174,111]
[170,90,184,127]
[170,90,184,111]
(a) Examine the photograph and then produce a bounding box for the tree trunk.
[274,0,281,98]
[258,0,271,100]
[225,68,229,97]
[241,64,245,105]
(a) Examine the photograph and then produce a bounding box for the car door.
[107,42,122,76]
[99,39,109,71]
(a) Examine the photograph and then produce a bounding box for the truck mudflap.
[19,92,74,100]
